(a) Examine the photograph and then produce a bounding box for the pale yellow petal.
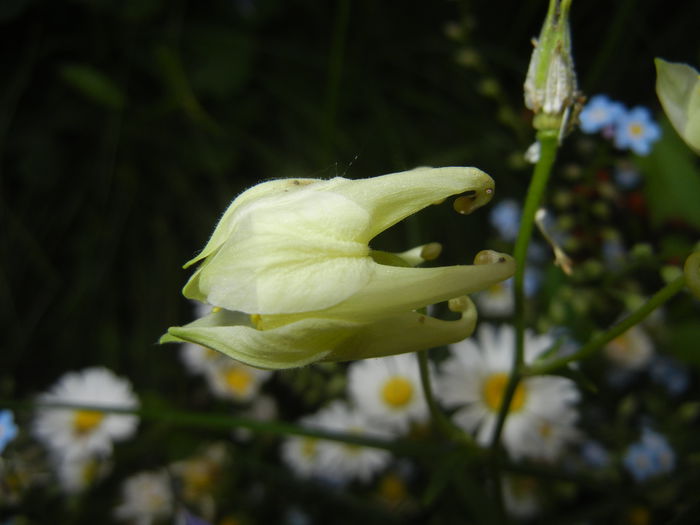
[183,177,320,269]
[185,188,373,314]
[322,167,496,241]
[325,297,478,361]
[165,314,360,370]
[655,58,700,154]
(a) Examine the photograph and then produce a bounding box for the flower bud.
[523,0,580,134]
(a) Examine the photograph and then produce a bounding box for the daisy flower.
[33,367,140,461]
[283,402,392,485]
[347,353,429,433]
[55,454,111,494]
[280,432,324,480]
[502,476,540,519]
[0,410,19,454]
[579,94,625,134]
[203,360,272,402]
[614,106,661,155]
[171,443,228,514]
[114,470,173,525]
[437,324,580,461]
[312,402,393,484]
[604,324,654,371]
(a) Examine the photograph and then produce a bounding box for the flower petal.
[325,297,478,362]
[184,178,319,269]
[184,187,374,314]
[319,250,515,321]
[164,311,360,370]
[655,58,700,154]
[323,166,496,241]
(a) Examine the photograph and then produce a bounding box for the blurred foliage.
[2,0,700,523]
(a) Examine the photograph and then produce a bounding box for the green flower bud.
[162,167,516,369]
[524,0,580,134]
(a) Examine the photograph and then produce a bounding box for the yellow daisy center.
[482,373,527,412]
[300,438,317,459]
[381,376,414,408]
[73,410,104,435]
[224,368,253,396]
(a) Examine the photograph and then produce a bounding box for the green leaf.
[636,117,700,229]
[58,63,126,110]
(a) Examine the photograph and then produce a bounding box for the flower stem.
[487,130,559,520]
[525,273,686,376]
[490,130,559,450]
[1,399,425,457]
[416,350,477,448]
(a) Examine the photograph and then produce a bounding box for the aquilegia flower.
[162,167,515,369]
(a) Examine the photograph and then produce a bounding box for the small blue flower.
[650,356,690,396]
[613,161,641,189]
[623,442,657,482]
[614,106,661,156]
[623,429,675,482]
[579,95,626,134]
[0,410,19,454]
[580,440,610,469]
[490,199,521,242]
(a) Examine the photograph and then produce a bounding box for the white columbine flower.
[114,470,173,525]
[162,167,515,369]
[437,324,580,461]
[33,367,140,461]
[203,359,272,402]
[347,353,429,433]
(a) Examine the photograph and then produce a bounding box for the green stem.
[487,131,559,522]
[416,351,476,448]
[525,274,686,376]
[0,399,425,457]
[490,130,559,450]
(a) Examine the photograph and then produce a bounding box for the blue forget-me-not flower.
[0,409,18,454]
[623,428,675,482]
[614,106,662,156]
[579,95,626,134]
